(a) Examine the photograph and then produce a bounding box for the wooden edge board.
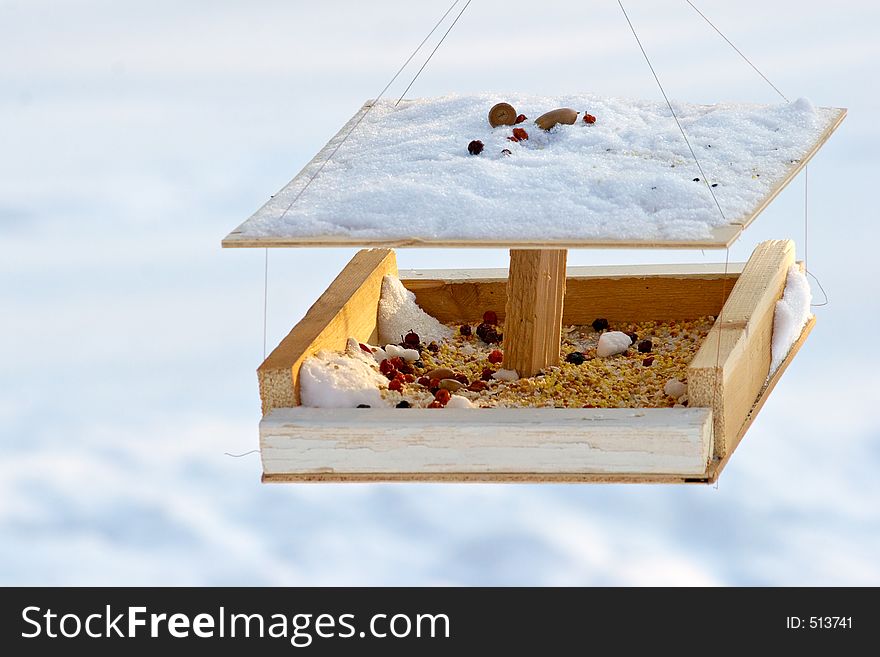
[222,224,741,250]
[259,407,714,478]
[257,248,396,413]
[405,261,740,324]
[262,472,709,484]
[688,240,795,459]
[707,315,815,483]
[399,262,746,284]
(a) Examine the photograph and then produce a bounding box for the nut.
[535,108,579,130]
[488,102,517,127]
[439,378,464,392]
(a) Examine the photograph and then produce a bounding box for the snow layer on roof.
[238,94,839,243]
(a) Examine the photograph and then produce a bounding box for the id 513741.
[786,617,853,629]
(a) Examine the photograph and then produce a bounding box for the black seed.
[625,331,638,344]
[591,318,609,332]
[565,351,586,365]
[693,177,701,182]
[356,404,371,408]
[396,400,412,408]
[711,183,719,188]
[414,360,424,369]
[468,140,484,155]
[638,339,653,353]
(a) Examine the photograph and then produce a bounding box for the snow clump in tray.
[770,265,812,373]
[300,350,389,408]
[378,275,453,345]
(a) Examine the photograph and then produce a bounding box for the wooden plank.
[262,473,708,484]
[707,315,815,483]
[257,248,397,413]
[400,262,747,282]
[222,101,845,250]
[223,225,742,250]
[260,407,714,477]
[403,263,741,324]
[688,240,795,460]
[502,249,567,377]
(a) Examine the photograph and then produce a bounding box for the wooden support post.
[503,249,567,377]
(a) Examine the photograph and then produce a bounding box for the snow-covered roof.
[223,94,845,249]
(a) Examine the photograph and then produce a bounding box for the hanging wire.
[262,248,269,359]
[225,449,260,458]
[684,0,789,102]
[275,0,463,223]
[261,0,466,360]
[684,0,829,307]
[617,0,727,222]
[395,0,473,105]
[803,166,829,306]
[616,0,731,425]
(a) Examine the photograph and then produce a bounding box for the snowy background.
[2,0,878,585]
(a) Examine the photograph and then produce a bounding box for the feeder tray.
[222,96,844,483]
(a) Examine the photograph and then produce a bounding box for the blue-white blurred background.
[2,0,878,585]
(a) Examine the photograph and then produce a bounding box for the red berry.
[428,401,443,409]
[429,378,441,389]
[483,310,498,325]
[359,343,372,354]
[454,373,469,385]
[379,359,394,374]
[488,349,503,364]
[417,376,431,387]
[514,114,528,124]
[434,389,451,404]
[385,370,398,381]
[389,356,404,369]
[468,140,484,155]
[403,373,415,383]
[512,127,529,141]
[468,380,488,392]
[388,379,402,391]
[481,367,495,381]
[404,331,420,347]
[583,113,596,124]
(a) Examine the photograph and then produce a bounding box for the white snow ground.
[2,0,879,585]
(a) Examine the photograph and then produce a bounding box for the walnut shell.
[535,108,579,130]
[488,102,517,128]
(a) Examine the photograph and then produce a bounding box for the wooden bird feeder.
[223,98,845,484]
